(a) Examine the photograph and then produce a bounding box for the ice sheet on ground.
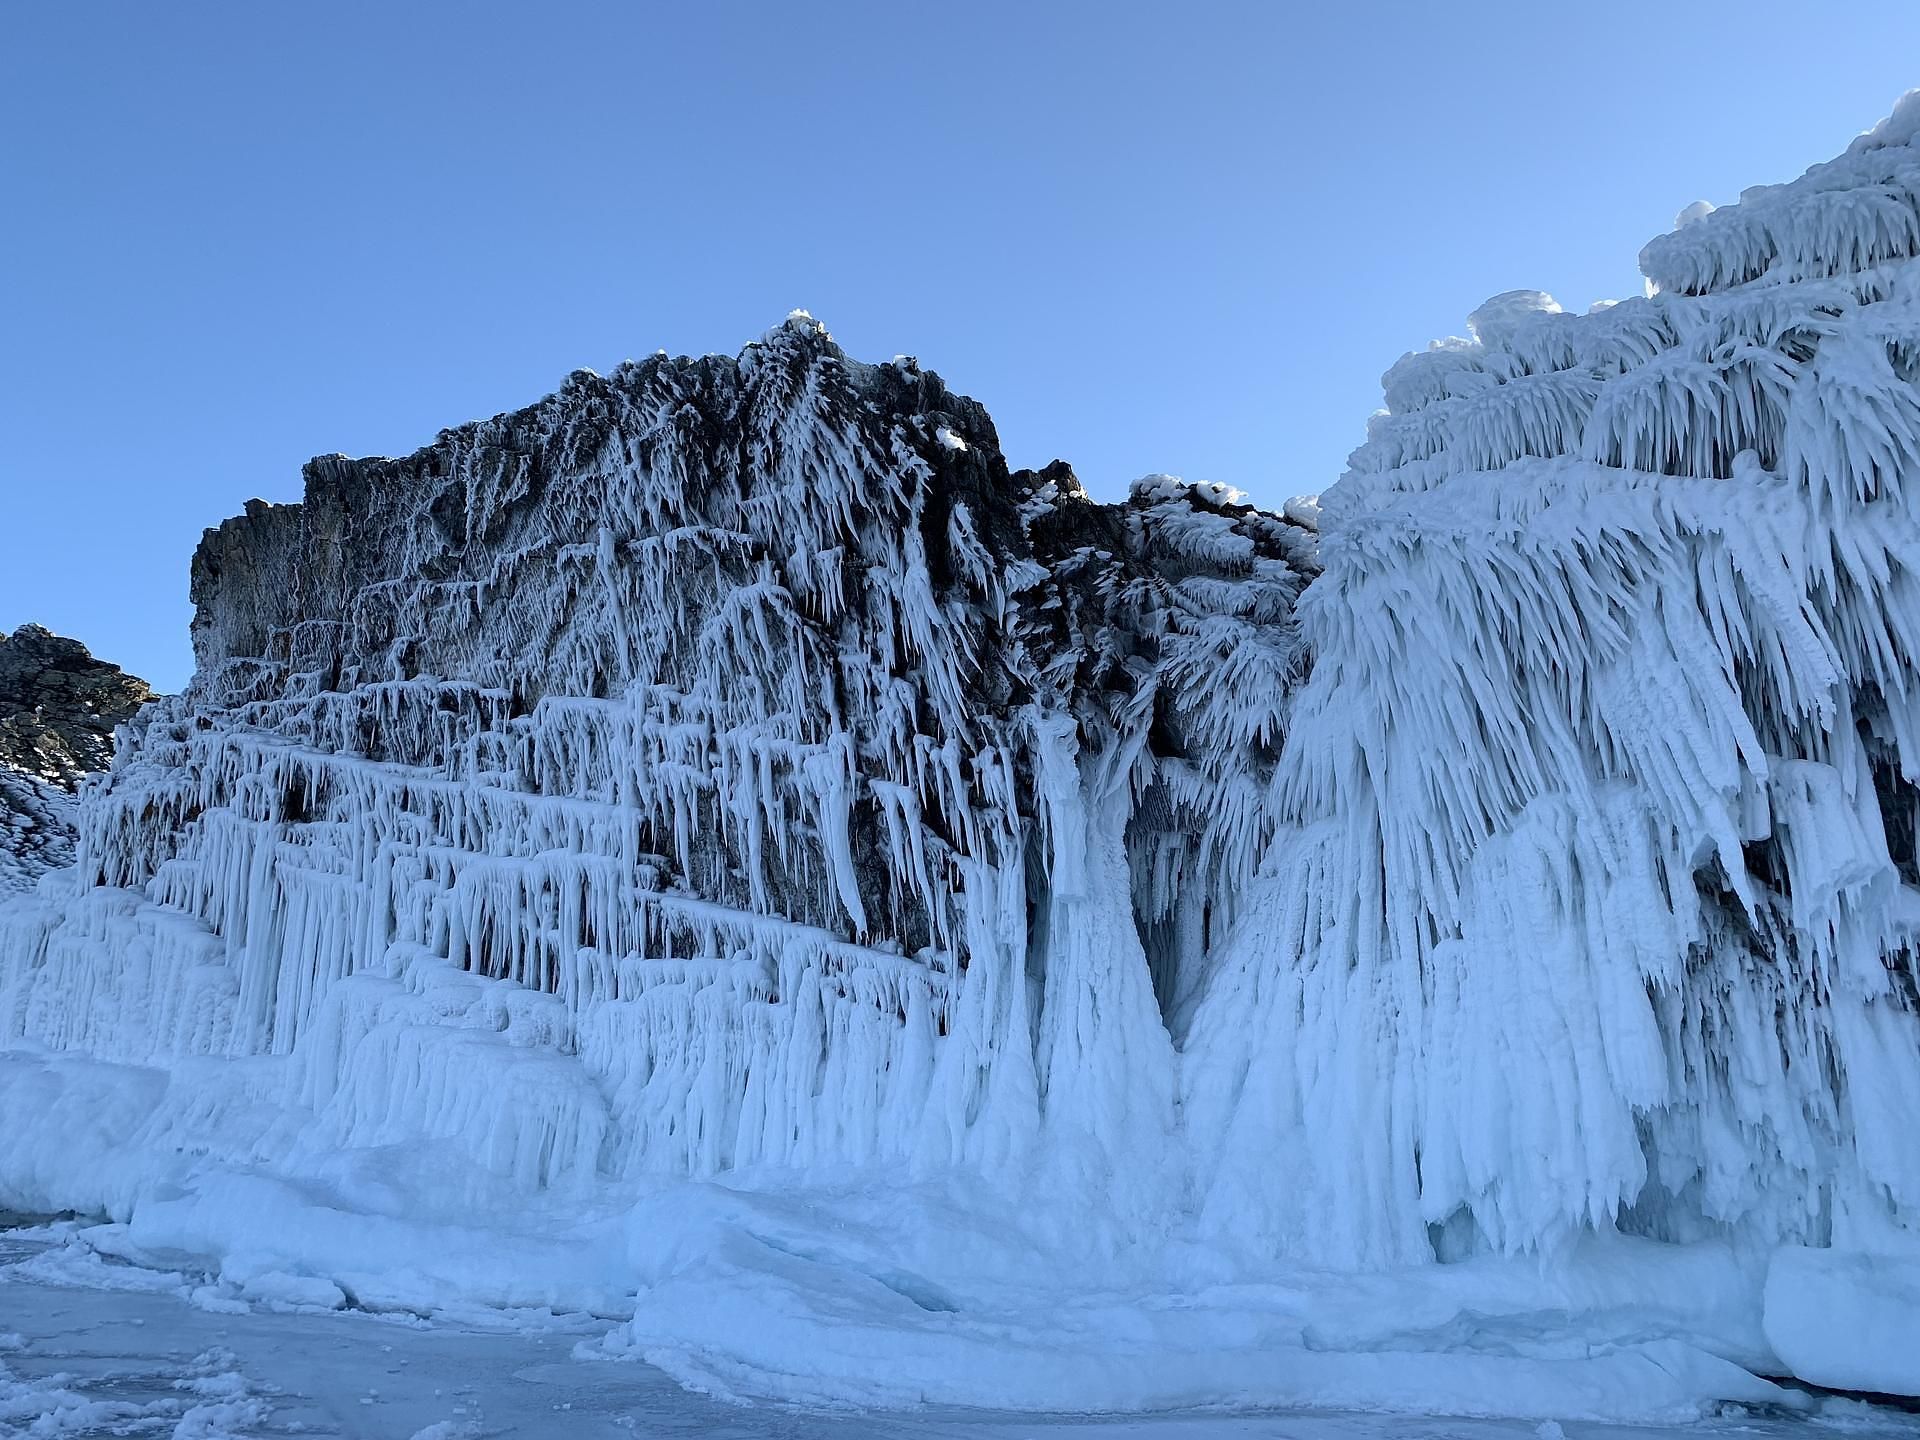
[3,1229,1917,1440]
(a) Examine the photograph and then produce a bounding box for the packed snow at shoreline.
[5,95,1920,1432]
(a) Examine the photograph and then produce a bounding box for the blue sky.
[5,2,1919,692]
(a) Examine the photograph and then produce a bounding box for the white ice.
[7,1224,1918,1438]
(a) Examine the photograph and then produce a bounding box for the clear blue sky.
[5,3,1918,692]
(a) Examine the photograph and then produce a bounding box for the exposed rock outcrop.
[0,624,151,891]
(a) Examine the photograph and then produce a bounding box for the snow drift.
[5,97,1920,1414]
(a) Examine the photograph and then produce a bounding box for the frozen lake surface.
[3,1230,1917,1440]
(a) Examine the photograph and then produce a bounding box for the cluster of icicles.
[7,97,1920,1272]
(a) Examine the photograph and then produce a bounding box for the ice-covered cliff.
[4,96,1920,1416]
[20,315,1306,1182]
[0,625,151,892]
[0,315,1317,1274]
[1178,92,1920,1395]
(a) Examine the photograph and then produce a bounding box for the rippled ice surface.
[2,1228,1917,1440]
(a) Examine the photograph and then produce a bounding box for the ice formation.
[1176,93,1920,1393]
[5,94,1920,1414]
[0,316,1312,1222]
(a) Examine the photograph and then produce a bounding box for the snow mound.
[1467,289,1564,348]
[1765,1247,1920,1396]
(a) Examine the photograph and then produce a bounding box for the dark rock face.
[0,625,152,890]
[0,624,153,787]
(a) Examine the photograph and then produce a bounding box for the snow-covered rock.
[0,625,150,892]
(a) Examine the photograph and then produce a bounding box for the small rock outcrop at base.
[0,624,152,891]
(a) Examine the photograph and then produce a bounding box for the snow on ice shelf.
[6,96,1920,1415]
